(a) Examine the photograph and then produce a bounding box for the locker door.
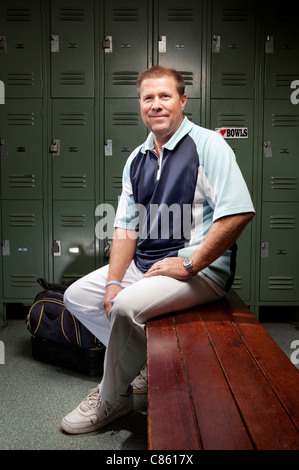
[104,0,150,98]
[264,0,299,100]
[0,99,43,199]
[183,99,201,125]
[104,98,147,201]
[50,0,95,98]
[210,99,254,190]
[52,201,96,283]
[1,200,44,298]
[260,202,299,302]
[211,0,256,99]
[157,0,202,99]
[0,0,42,98]
[51,99,95,200]
[263,100,299,202]
[210,99,254,301]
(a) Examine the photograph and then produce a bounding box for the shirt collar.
[141,116,194,154]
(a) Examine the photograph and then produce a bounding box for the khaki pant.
[64,260,225,401]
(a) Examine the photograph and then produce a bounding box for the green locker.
[260,202,299,302]
[157,0,202,99]
[1,200,44,298]
[183,99,201,125]
[52,200,96,283]
[211,0,256,99]
[264,0,299,100]
[210,99,254,301]
[263,100,299,202]
[51,99,95,200]
[103,0,150,98]
[104,98,147,201]
[50,0,95,98]
[0,99,43,200]
[210,99,254,190]
[0,0,43,98]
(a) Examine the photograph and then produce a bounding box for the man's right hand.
[103,284,123,318]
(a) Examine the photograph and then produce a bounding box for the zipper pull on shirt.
[156,148,164,180]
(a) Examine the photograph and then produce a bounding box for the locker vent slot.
[59,113,87,126]
[271,176,297,190]
[231,276,242,290]
[217,113,246,126]
[59,72,86,87]
[113,8,139,21]
[11,275,37,287]
[113,176,122,189]
[6,9,32,21]
[273,75,299,88]
[178,71,193,86]
[222,9,248,21]
[270,215,296,229]
[9,213,35,227]
[8,113,34,126]
[112,72,139,86]
[167,8,194,21]
[220,73,247,87]
[271,114,298,127]
[268,277,294,290]
[9,175,35,189]
[112,113,139,126]
[60,214,87,227]
[59,8,85,22]
[7,73,34,87]
[60,176,87,189]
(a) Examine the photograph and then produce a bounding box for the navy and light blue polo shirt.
[114,117,255,291]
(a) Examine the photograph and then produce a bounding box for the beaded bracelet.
[105,280,122,288]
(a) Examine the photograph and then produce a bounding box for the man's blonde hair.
[137,66,185,97]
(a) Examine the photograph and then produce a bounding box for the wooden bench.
[146,290,299,450]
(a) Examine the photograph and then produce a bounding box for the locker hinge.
[0,140,8,157]
[50,139,60,156]
[265,36,274,54]
[263,140,272,158]
[102,36,112,53]
[212,35,221,53]
[0,36,7,53]
[52,240,61,257]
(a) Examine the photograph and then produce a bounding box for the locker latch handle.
[50,139,60,156]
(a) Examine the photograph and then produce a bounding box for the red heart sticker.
[220,129,226,137]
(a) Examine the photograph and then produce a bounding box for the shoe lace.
[84,388,102,409]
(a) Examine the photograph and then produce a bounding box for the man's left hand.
[143,257,192,280]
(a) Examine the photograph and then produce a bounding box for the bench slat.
[223,290,299,432]
[147,315,201,450]
[199,301,299,450]
[174,311,253,450]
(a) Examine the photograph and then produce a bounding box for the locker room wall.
[0,0,298,324]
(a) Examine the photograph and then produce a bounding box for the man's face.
[139,76,187,143]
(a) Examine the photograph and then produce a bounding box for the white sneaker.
[132,364,147,394]
[61,385,133,434]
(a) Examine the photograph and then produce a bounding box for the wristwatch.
[182,258,196,276]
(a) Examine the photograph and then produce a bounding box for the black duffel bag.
[27,278,105,377]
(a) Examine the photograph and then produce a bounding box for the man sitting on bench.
[61,66,255,435]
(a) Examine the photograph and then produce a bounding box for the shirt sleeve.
[199,131,255,221]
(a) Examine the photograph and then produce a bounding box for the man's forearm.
[106,228,138,283]
[191,212,254,274]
